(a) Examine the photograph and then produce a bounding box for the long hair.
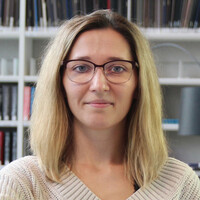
[30,10,168,187]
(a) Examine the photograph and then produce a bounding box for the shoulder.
[157,157,200,199]
[0,155,42,179]
[0,156,49,199]
[162,157,194,176]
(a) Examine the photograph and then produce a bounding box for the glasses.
[62,59,138,84]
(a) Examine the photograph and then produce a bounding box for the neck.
[72,119,127,168]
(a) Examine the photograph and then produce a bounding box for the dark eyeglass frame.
[61,59,139,84]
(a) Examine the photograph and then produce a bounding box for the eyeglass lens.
[66,60,134,84]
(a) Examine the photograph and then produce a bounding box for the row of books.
[26,0,200,29]
[0,130,17,165]
[132,0,200,28]
[0,84,18,121]
[23,86,35,121]
[0,0,19,27]
[0,58,18,76]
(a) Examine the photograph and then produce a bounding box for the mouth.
[85,100,114,108]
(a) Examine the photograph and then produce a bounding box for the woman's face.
[62,28,138,130]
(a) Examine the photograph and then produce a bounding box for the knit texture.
[0,156,200,200]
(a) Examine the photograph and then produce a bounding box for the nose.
[89,68,110,92]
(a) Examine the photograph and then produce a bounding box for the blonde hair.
[30,10,168,187]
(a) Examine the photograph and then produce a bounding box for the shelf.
[0,27,19,39]
[0,120,18,127]
[24,27,200,41]
[141,28,200,41]
[159,78,200,86]
[162,123,179,131]
[23,121,30,127]
[0,76,19,83]
[24,76,38,82]
[25,27,58,38]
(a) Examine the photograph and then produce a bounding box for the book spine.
[1,58,8,75]
[30,86,36,116]
[0,131,4,165]
[14,0,20,26]
[52,0,58,26]
[93,0,99,10]
[9,0,14,27]
[26,0,34,28]
[3,0,9,26]
[4,131,11,165]
[42,0,47,27]
[13,58,18,76]
[2,85,11,120]
[29,58,37,76]
[61,0,67,19]
[34,0,39,29]
[127,0,131,21]
[107,0,111,9]
[11,85,18,121]
[0,85,2,120]
[11,131,17,161]
[194,0,200,28]
[23,86,31,121]
[37,0,43,27]
[0,0,3,26]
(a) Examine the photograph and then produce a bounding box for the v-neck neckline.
[52,168,141,200]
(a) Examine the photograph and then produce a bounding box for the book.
[111,0,118,13]
[37,0,43,27]
[173,0,184,27]
[194,0,200,28]
[30,86,36,116]
[23,86,31,121]
[107,0,111,9]
[1,58,8,75]
[99,0,107,10]
[137,0,143,26]
[29,58,37,76]
[13,58,18,76]
[188,0,198,28]
[34,0,39,29]
[93,0,99,11]
[26,0,34,28]
[11,85,18,121]
[9,0,14,27]
[183,0,193,27]
[66,0,73,19]
[14,0,19,26]
[2,84,11,120]
[23,131,32,156]
[4,131,12,165]
[46,0,54,26]
[42,0,47,27]
[0,0,3,26]
[3,0,9,26]
[61,0,67,20]
[11,131,17,161]
[0,131,4,165]
[0,85,2,120]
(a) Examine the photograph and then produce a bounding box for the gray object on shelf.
[179,87,200,135]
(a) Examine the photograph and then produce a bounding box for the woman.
[0,10,199,200]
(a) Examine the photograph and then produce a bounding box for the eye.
[111,66,125,73]
[106,65,126,74]
[73,64,93,73]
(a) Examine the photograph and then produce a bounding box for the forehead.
[68,28,132,61]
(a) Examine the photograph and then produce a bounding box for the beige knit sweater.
[0,156,200,200]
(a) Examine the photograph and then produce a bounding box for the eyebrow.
[71,56,130,61]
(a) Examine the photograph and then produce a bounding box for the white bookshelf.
[1,0,200,167]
